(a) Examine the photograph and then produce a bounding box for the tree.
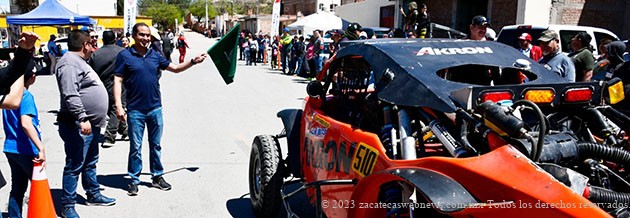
[190,0,218,23]
[215,0,235,15]
[144,2,182,30]
[117,0,123,16]
[15,0,37,13]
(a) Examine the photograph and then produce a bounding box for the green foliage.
[15,0,37,13]
[214,0,235,15]
[117,0,123,16]
[190,1,219,22]
[144,2,182,30]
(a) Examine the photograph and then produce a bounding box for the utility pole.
[205,0,209,33]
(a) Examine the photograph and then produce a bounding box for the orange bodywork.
[299,97,611,218]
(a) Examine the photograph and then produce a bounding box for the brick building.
[336,0,630,39]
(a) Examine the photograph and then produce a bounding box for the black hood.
[606,41,626,66]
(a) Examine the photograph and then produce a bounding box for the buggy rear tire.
[249,135,283,217]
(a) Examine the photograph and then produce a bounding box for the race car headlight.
[608,80,625,105]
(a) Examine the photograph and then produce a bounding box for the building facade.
[335,0,630,39]
[282,0,341,15]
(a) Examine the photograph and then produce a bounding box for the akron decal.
[416,47,494,56]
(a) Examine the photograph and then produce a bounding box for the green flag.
[207,23,240,84]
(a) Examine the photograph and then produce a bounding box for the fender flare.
[276,109,303,177]
[349,168,479,216]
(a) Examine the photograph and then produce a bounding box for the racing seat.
[324,57,381,133]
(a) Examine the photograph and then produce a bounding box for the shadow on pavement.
[97,174,127,191]
[98,167,198,192]
[96,174,150,191]
[50,188,87,216]
[226,182,315,218]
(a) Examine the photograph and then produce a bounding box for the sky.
[0,0,8,13]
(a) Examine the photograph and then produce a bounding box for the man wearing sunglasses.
[89,31,99,51]
[55,30,116,218]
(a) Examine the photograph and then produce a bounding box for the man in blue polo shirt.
[113,23,207,196]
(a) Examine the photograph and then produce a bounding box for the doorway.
[454,0,488,35]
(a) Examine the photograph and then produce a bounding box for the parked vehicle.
[362,27,390,39]
[248,39,629,217]
[497,24,619,58]
[54,37,68,55]
[429,23,467,39]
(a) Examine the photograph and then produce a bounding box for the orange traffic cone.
[27,162,56,218]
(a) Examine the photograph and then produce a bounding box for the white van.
[496,24,619,58]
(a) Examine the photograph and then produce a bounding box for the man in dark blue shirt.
[113,23,206,196]
[47,34,61,73]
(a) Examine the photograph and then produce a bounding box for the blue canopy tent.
[6,0,91,25]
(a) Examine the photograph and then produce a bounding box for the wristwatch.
[190,58,197,65]
[79,117,88,123]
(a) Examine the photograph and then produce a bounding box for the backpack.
[177,39,185,48]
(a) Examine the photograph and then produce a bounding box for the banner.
[270,0,281,38]
[124,0,137,36]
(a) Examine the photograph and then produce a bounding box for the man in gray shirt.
[55,30,115,218]
[538,29,576,82]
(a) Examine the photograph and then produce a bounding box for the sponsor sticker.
[352,143,379,177]
[416,47,493,56]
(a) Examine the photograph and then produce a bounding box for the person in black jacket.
[400,2,419,35]
[89,30,127,147]
[417,3,431,38]
[605,41,630,115]
[0,32,38,109]
[0,32,38,193]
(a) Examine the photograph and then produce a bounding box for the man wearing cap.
[469,15,489,41]
[569,32,595,81]
[280,28,293,74]
[90,30,127,148]
[329,29,344,57]
[538,30,576,82]
[518,33,542,61]
[342,22,362,41]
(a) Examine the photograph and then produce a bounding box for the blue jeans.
[6,153,34,218]
[59,122,102,207]
[127,107,164,185]
[296,57,304,75]
[244,48,251,65]
[281,49,290,71]
[314,56,323,74]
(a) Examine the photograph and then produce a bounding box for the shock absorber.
[429,120,469,157]
[381,106,397,159]
[398,109,417,160]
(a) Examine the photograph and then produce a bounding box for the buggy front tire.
[249,135,283,217]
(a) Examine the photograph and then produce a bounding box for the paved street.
[0,29,309,217]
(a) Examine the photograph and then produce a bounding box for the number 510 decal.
[352,143,379,177]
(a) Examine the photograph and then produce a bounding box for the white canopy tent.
[286,12,351,35]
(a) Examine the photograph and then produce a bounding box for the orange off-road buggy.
[249,39,630,218]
